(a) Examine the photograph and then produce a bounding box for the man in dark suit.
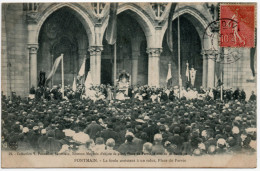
[249,91,256,101]
[84,120,103,140]
[169,89,175,101]
[143,120,159,143]
[128,86,133,98]
[240,89,246,101]
[118,132,138,155]
[100,122,118,145]
[233,88,240,100]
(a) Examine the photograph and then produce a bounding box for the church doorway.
[38,7,89,87]
[161,15,203,89]
[102,10,148,86]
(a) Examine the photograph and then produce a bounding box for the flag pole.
[83,55,87,86]
[220,48,224,101]
[51,54,53,87]
[177,6,181,98]
[220,70,223,101]
[113,42,117,86]
[8,62,12,101]
[61,54,64,98]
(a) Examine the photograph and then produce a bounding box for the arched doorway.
[38,7,89,86]
[102,10,148,86]
[161,14,204,89]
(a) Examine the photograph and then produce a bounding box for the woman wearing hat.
[151,134,168,155]
[118,132,138,155]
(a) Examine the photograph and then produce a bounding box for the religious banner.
[78,57,86,77]
[72,76,77,92]
[190,67,196,87]
[250,47,256,77]
[45,55,63,85]
[84,71,93,89]
[105,3,118,45]
[166,3,177,52]
[166,63,172,86]
[186,62,190,81]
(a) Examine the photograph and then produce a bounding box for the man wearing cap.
[232,88,240,100]
[169,89,175,101]
[38,129,48,152]
[100,123,118,146]
[118,132,138,155]
[84,120,103,140]
[240,89,246,101]
[249,91,256,101]
[143,120,159,143]
[28,126,41,151]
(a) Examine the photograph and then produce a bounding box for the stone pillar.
[202,51,208,88]
[28,44,38,89]
[203,32,218,88]
[131,51,139,85]
[146,48,162,87]
[88,46,103,85]
[207,56,215,88]
[131,35,143,86]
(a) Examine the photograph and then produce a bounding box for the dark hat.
[159,125,166,131]
[107,122,113,129]
[95,137,104,145]
[160,118,166,124]
[225,125,232,132]
[136,125,142,130]
[227,137,236,147]
[174,127,181,134]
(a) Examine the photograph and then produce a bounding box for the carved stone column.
[28,44,38,89]
[146,48,162,87]
[201,51,208,88]
[131,53,139,86]
[88,46,103,85]
[207,54,215,88]
[131,36,143,86]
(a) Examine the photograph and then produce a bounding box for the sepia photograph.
[1,1,257,168]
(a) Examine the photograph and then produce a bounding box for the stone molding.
[28,44,39,54]
[26,12,40,24]
[146,48,163,56]
[88,46,103,56]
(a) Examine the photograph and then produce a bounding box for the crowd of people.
[29,84,256,102]
[1,84,257,156]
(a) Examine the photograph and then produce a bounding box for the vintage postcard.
[1,1,257,168]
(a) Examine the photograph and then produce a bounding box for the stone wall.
[223,48,256,100]
[2,4,29,97]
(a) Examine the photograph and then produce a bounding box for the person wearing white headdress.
[104,138,119,155]
[151,134,168,155]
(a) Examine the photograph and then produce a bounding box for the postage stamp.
[203,18,243,64]
[220,4,255,48]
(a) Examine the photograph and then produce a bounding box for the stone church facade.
[1,3,256,97]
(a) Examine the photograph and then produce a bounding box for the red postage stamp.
[220,4,255,48]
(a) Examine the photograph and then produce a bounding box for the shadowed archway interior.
[102,10,148,86]
[161,15,202,89]
[38,7,89,87]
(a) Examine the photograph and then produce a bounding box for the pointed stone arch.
[117,3,155,48]
[27,3,96,89]
[35,3,95,46]
[171,7,209,40]
[164,6,214,88]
